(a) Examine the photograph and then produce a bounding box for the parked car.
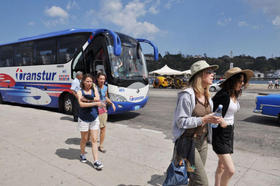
[209,79,225,92]
[254,94,280,122]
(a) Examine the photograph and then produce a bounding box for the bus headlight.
[109,93,127,102]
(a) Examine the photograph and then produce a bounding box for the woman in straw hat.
[171,60,221,186]
[212,67,253,186]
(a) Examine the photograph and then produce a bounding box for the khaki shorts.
[99,113,108,128]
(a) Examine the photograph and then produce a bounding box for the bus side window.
[58,34,89,64]
[14,42,33,66]
[0,46,14,67]
[34,39,56,65]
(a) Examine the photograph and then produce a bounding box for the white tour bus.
[0,28,158,114]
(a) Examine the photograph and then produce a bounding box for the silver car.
[210,79,225,92]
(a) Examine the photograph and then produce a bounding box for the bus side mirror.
[136,38,159,61]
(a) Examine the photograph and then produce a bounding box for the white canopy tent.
[149,65,183,76]
[181,70,191,76]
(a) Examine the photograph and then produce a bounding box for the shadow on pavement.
[2,101,58,113]
[108,111,173,140]
[60,116,73,121]
[117,184,141,186]
[55,148,94,168]
[65,137,80,145]
[55,148,80,160]
[108,112,140,122]
[147,173,166,186]
[243,115,280,127]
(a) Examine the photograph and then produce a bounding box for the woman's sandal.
[98,146,106,153]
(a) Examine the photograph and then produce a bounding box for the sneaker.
[93,160,103,170]
[80,154,87,163]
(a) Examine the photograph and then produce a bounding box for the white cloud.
[147,0,160,14]
[237,20,260,29]
[245,0,280,26]
[98,0,160,38]
[44,6,69,26]
[45,6,69,19]
[217,17,232,26]
[245,0,280,16]
[252,25,260,29]
[272,16,280,26]
[165,0,183,9]
[66,0,79,10]
[85,9,99,26]
[28,21,35,26]
[43,19,66,27]
[238,21,248,27]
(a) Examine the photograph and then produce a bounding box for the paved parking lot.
[0,87,280,185]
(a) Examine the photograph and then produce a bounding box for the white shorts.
[78,117,100,132]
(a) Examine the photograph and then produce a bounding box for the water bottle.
[210,104,223,128]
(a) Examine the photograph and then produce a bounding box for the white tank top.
[223,98,240,125]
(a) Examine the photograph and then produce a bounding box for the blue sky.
[0,0,280,58]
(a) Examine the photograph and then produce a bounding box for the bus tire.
[62,94,73,114]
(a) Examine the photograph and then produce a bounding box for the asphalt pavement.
[1,94,280,185]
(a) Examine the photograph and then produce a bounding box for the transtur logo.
[129,96,144,101]
[16,68,57,81]
[0,73,16,88]
[16,68,23,80]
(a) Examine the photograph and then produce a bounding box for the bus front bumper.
[107,97,149,115]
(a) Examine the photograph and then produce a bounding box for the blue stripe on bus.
[1,88,59,108]
[1,29,98,46]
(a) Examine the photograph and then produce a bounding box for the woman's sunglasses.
[205,69,215,74]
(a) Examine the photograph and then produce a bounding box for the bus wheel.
[63,94,73,114]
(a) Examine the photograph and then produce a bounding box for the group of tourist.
[170,60,253,186]
[70,59,254,185]
[70,71,115,170]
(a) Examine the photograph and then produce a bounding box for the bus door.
[71,48,86,79]
[84,35,108,79]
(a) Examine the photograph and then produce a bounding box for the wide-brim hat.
[189,60,219,82]
[222,67,254,85]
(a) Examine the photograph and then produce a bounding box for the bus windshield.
[107,37,148,81]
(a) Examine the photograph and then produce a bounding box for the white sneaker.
[93,160,103,170]
[80,154,87,163]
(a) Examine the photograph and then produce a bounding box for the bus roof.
[0,28,97,46]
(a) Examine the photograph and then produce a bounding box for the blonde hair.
[189,71,210,100]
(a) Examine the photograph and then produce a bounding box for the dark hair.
[221,73,248,98]
[97,72,106,80]
[80,74,94,90]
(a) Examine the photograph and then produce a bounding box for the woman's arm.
[80,97,94,103]
[93,84,100,101]
[105,92,116,111]
[212,90,230,117]
[212,90,230,127]
[77,90,102,108]
[175,93,220,129]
